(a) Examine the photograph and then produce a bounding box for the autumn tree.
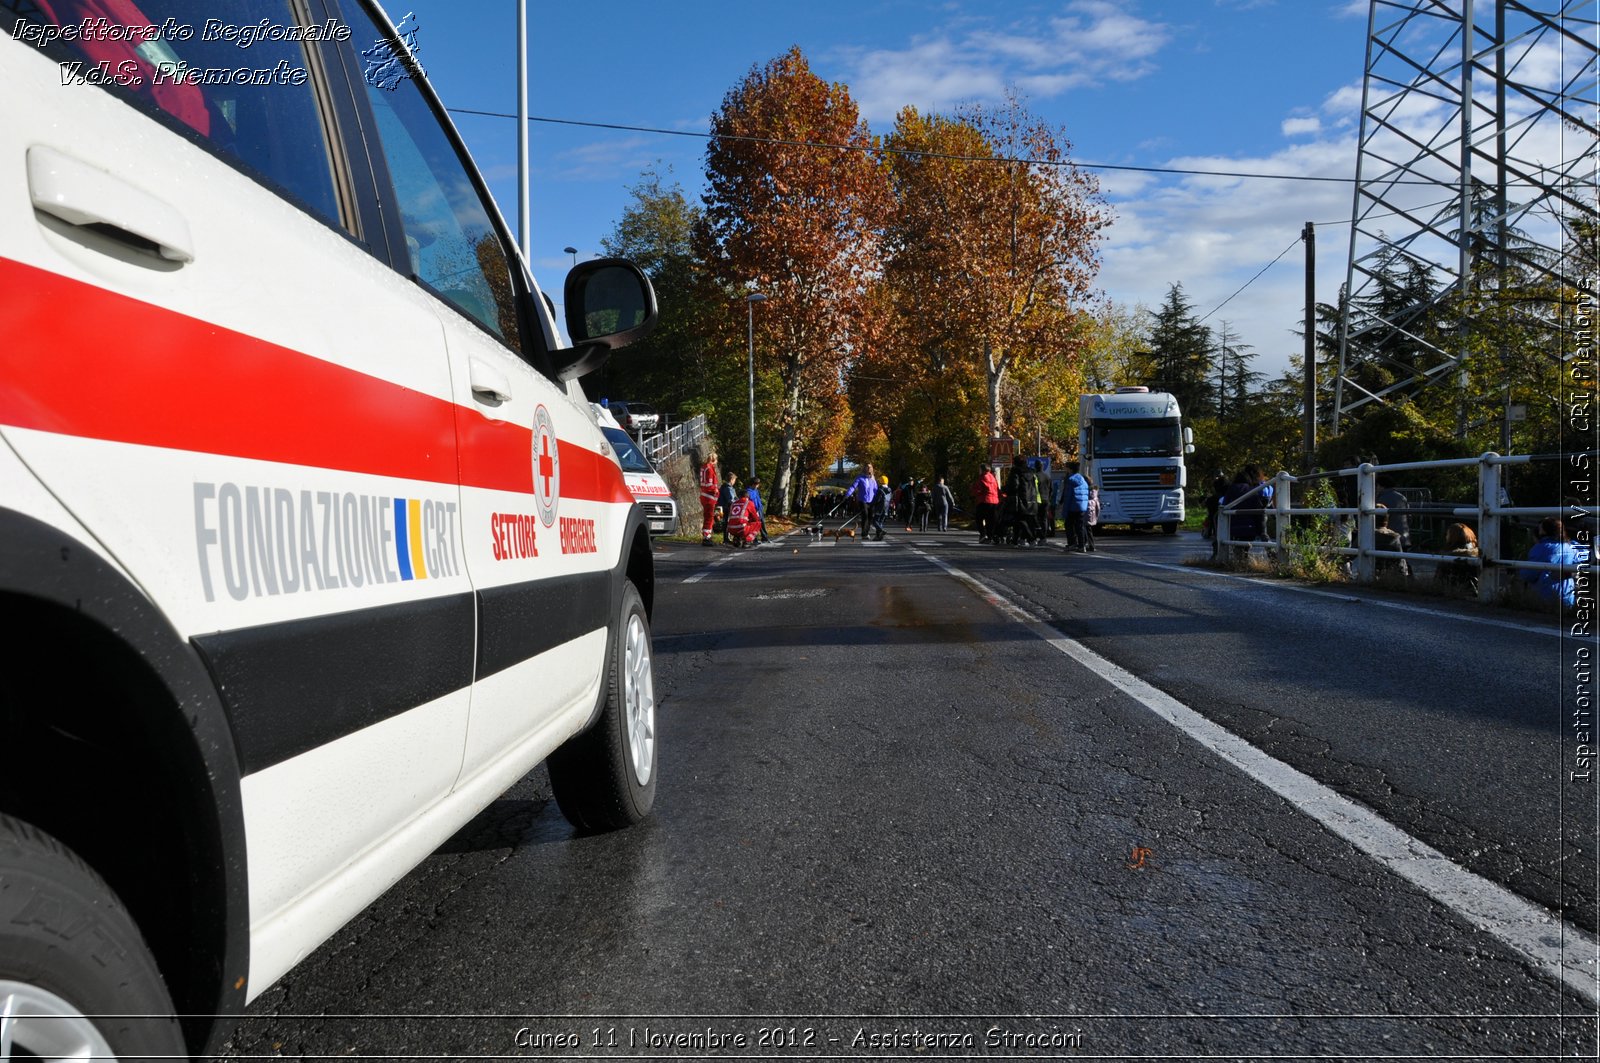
[694,47,890,514]
[846,277,988,481]
[881,96,1105,448]
[1075,301,1148,396]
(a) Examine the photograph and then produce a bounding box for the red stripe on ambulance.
[0,257,632,504]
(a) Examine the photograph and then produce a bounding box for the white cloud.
[1322,82,1365,119]
[838,1,1172,122]
[550,135,660,182]
[1096,136,1360,374]
[1282,116,1322,137]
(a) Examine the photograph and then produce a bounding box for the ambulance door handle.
[27,145,195,263]
[468,358,512,405]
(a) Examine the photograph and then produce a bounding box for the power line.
[1192,194,1467,324]
[446,107,1366,185]
[1197,237,1301,324]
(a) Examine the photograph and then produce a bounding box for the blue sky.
[391,1,1379,378]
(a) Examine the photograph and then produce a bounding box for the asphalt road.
[222,525,1597,1060]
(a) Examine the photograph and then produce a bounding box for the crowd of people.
[693,450,1592,611]
[780,456,1105,548]
[695,449,769,548]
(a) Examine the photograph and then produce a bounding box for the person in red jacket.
[698,450,720,545]
[725,488,760,548]
[971,466,1001,543]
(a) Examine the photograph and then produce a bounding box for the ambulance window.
[337,2,523,350]
[2,0,344,230]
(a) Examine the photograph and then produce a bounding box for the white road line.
[683,530,813,577]
[909,545,1600,1003]
[1093,552,1561,639]
[681,553,738,584]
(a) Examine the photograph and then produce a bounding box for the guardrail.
[641,414,707,466]
[1217,453,1598,603]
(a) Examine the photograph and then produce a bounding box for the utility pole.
[1302,222,1316,470]
[515,1,530,261]
[1216,323,1228,420]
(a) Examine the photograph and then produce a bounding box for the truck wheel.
[549,581,657,832]
[0,814,185,1061]
[1162,522,1179,535]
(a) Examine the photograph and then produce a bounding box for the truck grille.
[1111,491,1162,519]
[1099,467,1179,490]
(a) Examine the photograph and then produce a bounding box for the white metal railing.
[1216,453,1598,603]
[642,414,707,465]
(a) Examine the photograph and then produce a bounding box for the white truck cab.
[1078,387,1195,534]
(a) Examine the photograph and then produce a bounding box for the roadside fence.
[642,414,707,466]
[1217,452,1598,603]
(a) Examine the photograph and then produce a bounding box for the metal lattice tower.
[1334,0,1599,433]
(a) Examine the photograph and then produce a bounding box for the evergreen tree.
[1213,321,1261,419]
[1138,284,1214,417]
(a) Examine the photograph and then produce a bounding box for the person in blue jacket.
[1062,460,1091,552]
[1522,517,1590,607]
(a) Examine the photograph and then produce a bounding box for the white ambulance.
[0,3,661,1058]
[595,404,679,535]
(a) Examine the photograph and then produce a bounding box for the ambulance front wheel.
[0,814,186,1061]
[549,581,657,832]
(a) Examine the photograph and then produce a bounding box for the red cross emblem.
[531,405,559,527]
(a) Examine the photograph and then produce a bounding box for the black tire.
[0,814,185,1061]
[1162,522,1179,535]
[548,581,657,832]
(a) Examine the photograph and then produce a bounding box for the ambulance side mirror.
[551,259,659,381]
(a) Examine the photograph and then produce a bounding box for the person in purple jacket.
[846,464,879,538]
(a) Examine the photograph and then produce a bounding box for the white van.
[595,404,679,535]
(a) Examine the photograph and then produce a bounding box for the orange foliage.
[883,96,1106,441]
[694,47,891,513]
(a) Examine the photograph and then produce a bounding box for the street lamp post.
[746,292,767,481]
[563,246,577,266]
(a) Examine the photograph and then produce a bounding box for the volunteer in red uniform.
[698,450,720,545]
[725,489,758,548]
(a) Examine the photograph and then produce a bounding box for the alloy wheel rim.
[623,612,655,786]
[0,981,116,1062]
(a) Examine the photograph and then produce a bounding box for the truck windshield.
[1093,420,1182,457]
[603,428,655,473]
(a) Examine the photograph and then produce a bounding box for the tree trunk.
[772,361,806,516]
[985,340,1005,440]
[773,421,799,516]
